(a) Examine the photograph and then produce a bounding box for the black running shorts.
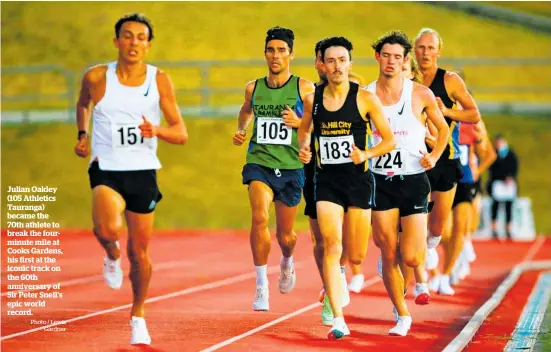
[373,172,430,217]
[88,160,163,214]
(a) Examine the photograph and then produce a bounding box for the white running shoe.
[463,240,476,262]
[427,235,442,249]
[253,285,269,311]
[413,283,430,305]
[278,264,296,294]
[428,275,441,293]
[459,259,471,280]
[377,255,383,278]
[439,275,455,295]
[425,248,439,270]
[389,316,412,336]
[347,274,365,294]
[340,272,350,307]
[130,316,151,345]
[103,241,123,289]
[327,317,350,340]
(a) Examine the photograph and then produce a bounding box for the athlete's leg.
[372,209,406,316]
[310,218,324,283]
[92,185,125,260]
[343,208,370,293]
[428,187,457,240]
[442,202,470,293]
[274,200,299,293]
[249,181,274,267]
[125,210,155,318]
[317,201,345,319]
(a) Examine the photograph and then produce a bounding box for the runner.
[232,26,315,311]
[414,28,481,288]
[367,30,449,336]
[74,13,188,345]
[298,36,395,339]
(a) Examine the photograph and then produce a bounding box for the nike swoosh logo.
[398,101,405,115]
[144,83,151,97]
[414,205,425,209]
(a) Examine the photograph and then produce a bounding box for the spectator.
[487,134,519,240]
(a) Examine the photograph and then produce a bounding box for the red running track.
[0,229,549,351]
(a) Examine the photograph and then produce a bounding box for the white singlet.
[366,78,427,176]
[90,61,162,171]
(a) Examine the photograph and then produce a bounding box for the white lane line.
[1,263,300,341]
[442,259,551,352]
[200,276,383,352]
[522,235,546,263]
[1,259,195,297]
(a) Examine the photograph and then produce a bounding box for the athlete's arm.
[74,66,104,157]
[233,81,256,146]
[474,121,497,176]
[298,92,314,149]
[359,89,396,159]
[437,72,480,123]
[282,78,315,128]
[422,87,450,163]
[154,70,188,144]
[425,118,438,149]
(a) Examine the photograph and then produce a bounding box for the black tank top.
[428,68,460,160]
[313,82,370,179]
[303,83,322,184]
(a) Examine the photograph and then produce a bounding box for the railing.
[2,58,551,122]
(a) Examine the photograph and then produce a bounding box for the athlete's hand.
[435,97,449,117]
[74,135,89,158]
[233,129,247,146]
[299,145,312,164]
[282,105,300,128]
[349,144,367,165]
[419,150,437,170]
[472,166,480,182]
[425,131,437,149]
[139,115,158,138]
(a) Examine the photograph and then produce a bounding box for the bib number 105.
[373,149,404,172]
[256,118,292,145]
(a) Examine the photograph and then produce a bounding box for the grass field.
[487,1,551,18]
[2,1,551,111]
[2,114,550,234]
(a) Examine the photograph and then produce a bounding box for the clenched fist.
[139,115,158,138]
[74,135,89,158]
[349,144,367,165]
[233,129,247,146]
[299,145,312,164]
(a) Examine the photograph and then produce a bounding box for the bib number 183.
[319,135,354,164]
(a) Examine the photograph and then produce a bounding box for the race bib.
[459,145,469,166]
[256,117,292,145]
[372,149,405,174]
[112,123,148,150]
[319,135,354,165]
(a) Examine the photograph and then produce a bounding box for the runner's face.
[265,40,293,74]
[323,46,351,84]
[114,21,151,63]
[403,60,413,80]
[415,33,440,70]
[376,43,406,78]
[315,50,327,81]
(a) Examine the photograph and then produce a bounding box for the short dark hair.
[319,36,353,61]
[265,26,295,52]
[315,38,328,56]
[371,30,412,57]
[115,13,154,41]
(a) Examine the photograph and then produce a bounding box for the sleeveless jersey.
[458,123,476,184]
[247,75,304,170]
[304,82,322,183]
[366,78,427,176]
[313,82,372,179]
[428,68,461,160]
[90,62,162,171]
